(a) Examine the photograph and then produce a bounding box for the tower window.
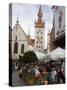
[21,44,24,53]
[41,41,42,44]
[37,41,38,44]
[41,36,42,39]
[37,36,38,39]
[39,50,41,52]
[14,42,18,53]
[41,32,42,34]
[39,46,40,48]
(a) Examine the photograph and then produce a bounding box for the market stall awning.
[34,51,45,60]
[47,47,65,60]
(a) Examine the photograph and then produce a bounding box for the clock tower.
[34,5,45,53]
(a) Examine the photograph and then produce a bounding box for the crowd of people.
[18,59,65,85]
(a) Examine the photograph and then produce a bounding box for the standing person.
[51,68,57,83]
[57,69,61,84]
[46,63,50,72]
[12,62,15,72]
[34,65,40,77]
[15,63,18,70]
[30,65,35,77]
[19,68,22,80]
[60,60,65,76]
[58,60,65,83]
[58,68,65,83]
[47,68,53,84]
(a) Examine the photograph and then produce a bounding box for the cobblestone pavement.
[12,70,25,87]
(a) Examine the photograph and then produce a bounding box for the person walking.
[51,68,57,83]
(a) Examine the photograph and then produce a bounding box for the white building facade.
[12,20,28,60]
[52,6,65,39]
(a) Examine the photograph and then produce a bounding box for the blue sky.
[12,3,53,48]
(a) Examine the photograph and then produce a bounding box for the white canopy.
[47,47,65,60]
[34,51,45,60]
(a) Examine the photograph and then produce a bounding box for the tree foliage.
[19,51,38,63]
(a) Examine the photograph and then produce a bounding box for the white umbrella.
[47,47,65,60]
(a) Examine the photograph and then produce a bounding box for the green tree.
[19,51,38,63]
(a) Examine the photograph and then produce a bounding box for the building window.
[21,44,24,53]
[59,10,63,28]
[41,36,42,39]
[14,42,18,53]
[15,36,17,40]
[41,32,42,34]
[37,46,38,48]
[41,41,42,44]
[59,16,62,28]
[37,36,38,39]
[39,46,40,48]
[37,41,38,44]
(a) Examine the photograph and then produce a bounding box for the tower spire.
[35,5,44,28]
[16,14,19,24]
[38,5,43,18]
